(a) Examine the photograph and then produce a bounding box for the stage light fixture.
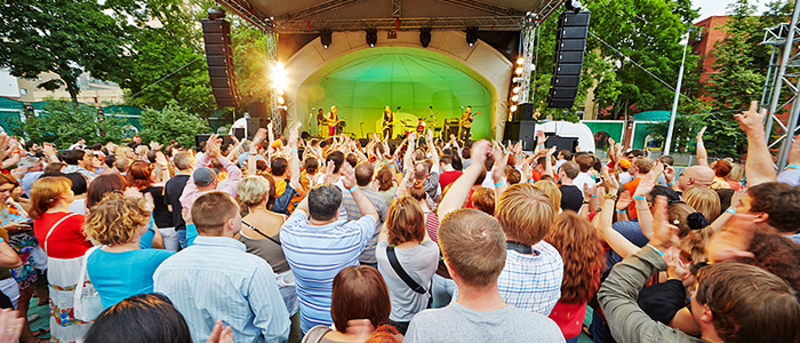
[208,8,226,20]
[276,87,285,96]
[277,96,285,105]
[366,29,378,47]
[510,104,518,112]
[512,86,521,94]
[516,57,525,65]
[466,27,478,47]
[515,67,524,75]
[270,62,288,91]
[511,94,520,102]
[420,28,432,48]
[320,30,332,48]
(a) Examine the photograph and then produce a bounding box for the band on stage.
[315,105,481,141]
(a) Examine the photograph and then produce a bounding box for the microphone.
[429,105,433,109]
[397,106,401,110]
[461,106,465,110]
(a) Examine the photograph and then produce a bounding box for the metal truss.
[759,1,800,171]
[392,0,401,18]
[275,16,525,33]
[282,0,367,20]
[517,23,536,103]
[216,0,274,32]
[265,31,283,135]
[434,0,524,17]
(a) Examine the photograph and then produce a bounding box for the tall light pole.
[664,27,693,155]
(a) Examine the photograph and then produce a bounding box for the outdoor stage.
[214,0,566,140]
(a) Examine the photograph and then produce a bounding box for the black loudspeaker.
[548,11,590,109]
[202,18,239,108]
[233,128,246,141]
[502,120,537,151]
[545,135,579,153]
[518,103,536,121]
[246,118,262,138]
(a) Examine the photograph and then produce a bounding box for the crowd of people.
[0,100,796,343]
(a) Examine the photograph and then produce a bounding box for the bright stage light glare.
[510,105,517,112]
[515,67,523,75]
[277,96,285,105]
[511,94,519,102]
[270,63,288,90]
[516,57,525,65]
[512,86,520,94]
[276,88,285,96]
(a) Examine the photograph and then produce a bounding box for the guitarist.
[316,108,327,137]
[459,106,481,141]
[326,105,338,137]
[382,106,394,139]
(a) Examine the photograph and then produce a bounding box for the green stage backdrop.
[298,47,494,139]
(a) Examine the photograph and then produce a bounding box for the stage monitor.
[545,135,579,153]
[195,134,235,149]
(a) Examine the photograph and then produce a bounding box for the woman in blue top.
[83,196,174,309]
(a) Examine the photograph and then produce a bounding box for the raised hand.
[634,163,663,198]
[734,101,766,136]
[340,162,356,190]
[470,140,491,168]
[664,247,690,282]
[323,161,337,184]
[706,214,756,263]
[602,166,619,194]
[648,195,680,252]
[155,151,169,168]
[205,319,233,343]
[696,126,707,143]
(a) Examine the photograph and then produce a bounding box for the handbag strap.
[300,325,331,343]
[242,220,281,246]
[73,246,101,310]
[44,213,79,253]
[386,246,426,295]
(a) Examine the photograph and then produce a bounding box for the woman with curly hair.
[84,196,174,309]
[373,166,397,205]
[544,211,604,342]
[127,156,176,251]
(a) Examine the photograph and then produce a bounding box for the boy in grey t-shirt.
[404,208,563,343]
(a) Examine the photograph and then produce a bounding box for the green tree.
[0,0,133,104]
[11,100,125,148]
[231,24,271,112]
[119,0,217,118]
[138,100,211,148]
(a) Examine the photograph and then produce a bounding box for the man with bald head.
[667,165,715,192]
[341,161,390,267]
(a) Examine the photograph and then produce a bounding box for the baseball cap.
[193,167,218,187]
[618,158,631,169]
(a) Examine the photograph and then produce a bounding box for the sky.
[693,0,773,21]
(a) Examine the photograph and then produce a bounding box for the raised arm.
[341,162,378,222]
[426,130,441,174]
[154,151,171,184]
[735,101,777,186]
[248,128,268,177]
[490,142,508,197]
[438,140,489,218]
[595,169,639,258]
[695,126,709,167]
[632,163,663,240]
[288,122,302,190]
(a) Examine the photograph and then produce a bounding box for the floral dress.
[0,199,38,290]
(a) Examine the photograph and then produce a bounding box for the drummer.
[416,118,426,134]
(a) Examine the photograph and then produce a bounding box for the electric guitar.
[460,111,482,127]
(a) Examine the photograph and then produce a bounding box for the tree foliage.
[10,100,125,149]
[0,0,134,104]
[119,0,218,118]
[137,100,211,148]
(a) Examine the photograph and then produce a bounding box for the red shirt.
[33,212,92,259]
[439,170,463,190]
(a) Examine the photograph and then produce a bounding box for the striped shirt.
[341,186,389,264]
[153,236,290,343]
[280,211,377,332]
[452,240,563,316]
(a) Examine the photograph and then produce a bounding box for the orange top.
[624,178,641,219]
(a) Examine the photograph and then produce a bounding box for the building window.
[20,88,27,95]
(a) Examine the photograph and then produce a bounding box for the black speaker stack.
[503,102,537,151]
[548,11,590,109]
[202,15,240,108]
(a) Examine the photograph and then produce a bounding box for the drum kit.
[395,116,440,137]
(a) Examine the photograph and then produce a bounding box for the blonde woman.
[533,180,562,214]
[683,186,721,222]
[236,176,300,341]
[84,196,174,309]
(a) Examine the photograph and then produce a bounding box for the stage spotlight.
[512,86,521,94]
[366,29,378,47]
[276,87,285,96]
[466,27,478,47]
[320,30,332,48]
[270,62,288,91]
[277,96,285,105]
[511,94,519,102]
[516,57,525,65]
[510,104,518,112]
[420,28,432,48]
[515,67,524,75]
[208,8,226,20]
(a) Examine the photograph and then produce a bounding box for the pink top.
[179,152,243,212]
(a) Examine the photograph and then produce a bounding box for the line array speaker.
[202,18,240,108]
[548,11,590,109]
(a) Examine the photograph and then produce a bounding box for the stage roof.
[216,0,564,33]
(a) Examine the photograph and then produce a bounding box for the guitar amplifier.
[443,119,460,138]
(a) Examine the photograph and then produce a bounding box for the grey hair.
[308,184,342,221]
[18,156,40,168]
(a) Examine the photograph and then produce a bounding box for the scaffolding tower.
[759,1,800,171]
